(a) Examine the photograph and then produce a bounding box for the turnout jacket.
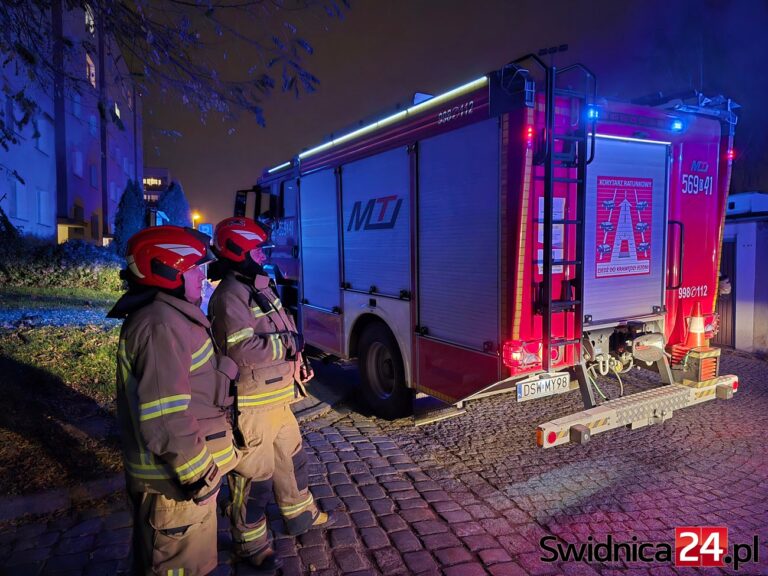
[208,271,303,413]
[112,291,239,499]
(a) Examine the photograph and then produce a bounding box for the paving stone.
[298,545,331,571]
[461,534,499,552]
[398,508,436,523]
[452,521,485,537]
[397,497,430,511]
[431,499,462,511]
[382,481,412,492]
[351,473,376,486]
[341,496,370,513]
[479,547,513,565]
[333,547,369,573]
[488,562,530,576]
[311,485,335,499]
[421,532,461,551]
[439,509,473,523]
[359,527,389,550]
[298,527,326,548]
[330,527,357,548]
[434,546,473,566]
[402,550,438,574]
[443,562,487,576]
[334,484,360,498]
[370,499,395,516]
[389,530,422,553]
[359,485,386,500]
[350,511,377,529]
[412,520,449,537]
[373,546,407,576]
[379,514,407,534]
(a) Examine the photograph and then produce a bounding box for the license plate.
[516,373,573,402]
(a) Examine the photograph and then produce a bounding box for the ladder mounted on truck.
[516,53,599,408]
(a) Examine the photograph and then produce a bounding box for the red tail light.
[502,340,541,369]
[732,378,739,391]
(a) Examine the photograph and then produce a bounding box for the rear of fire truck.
[501,55,740,447]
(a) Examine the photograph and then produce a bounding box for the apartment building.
[0,1,142,244]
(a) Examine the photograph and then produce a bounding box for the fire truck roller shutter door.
[583,136,669,325]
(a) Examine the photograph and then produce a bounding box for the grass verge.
[0,286,119,309]
[0,326,122,496]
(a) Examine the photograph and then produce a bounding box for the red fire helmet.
[213,217,270,262]
[125,226,215,290]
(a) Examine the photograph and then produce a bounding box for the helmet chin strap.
[236,252,267,279]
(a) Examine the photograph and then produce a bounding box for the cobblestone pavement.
[1,350,766,575]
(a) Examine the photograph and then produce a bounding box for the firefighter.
[208,216,336,569]
[108,225,241,576]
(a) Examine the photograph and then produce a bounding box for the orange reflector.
[536,427,543,447]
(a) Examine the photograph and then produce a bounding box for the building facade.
[0,1,142,244]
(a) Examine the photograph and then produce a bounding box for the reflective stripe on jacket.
[116,291,237,497]
[208,272,300,412]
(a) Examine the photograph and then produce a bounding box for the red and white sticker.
[595,176,653,278]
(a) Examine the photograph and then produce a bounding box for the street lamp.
[192,211,201,229]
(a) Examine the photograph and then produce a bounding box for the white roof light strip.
[298,76,489,160]
[266,161,291,174]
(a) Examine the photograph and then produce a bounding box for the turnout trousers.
[129,490,218,576]
[226,405,318,556]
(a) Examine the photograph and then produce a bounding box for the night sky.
[144,0,768,227]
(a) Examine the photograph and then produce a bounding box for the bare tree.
[0,0,348,149]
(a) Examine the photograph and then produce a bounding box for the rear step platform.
[413,395,466,426]
[536,374,738,448]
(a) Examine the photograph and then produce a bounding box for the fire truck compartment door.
[583,136,669,325]
[417,118,500,350]
[341,148,410,297]
[299,169,340,312]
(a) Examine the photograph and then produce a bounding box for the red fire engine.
[235,54,739,446]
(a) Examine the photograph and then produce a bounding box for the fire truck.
[235,54,740,446]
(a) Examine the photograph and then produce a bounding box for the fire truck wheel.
[358,322,412,420]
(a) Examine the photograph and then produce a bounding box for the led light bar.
[298,76,489,160]
[267,161,291,174]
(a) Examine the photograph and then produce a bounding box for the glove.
[185,462,222,505]
[281,332,304,360]
[300,359,314,383]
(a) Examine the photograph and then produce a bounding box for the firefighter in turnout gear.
[208,217,335,570]
[108,226,241,576]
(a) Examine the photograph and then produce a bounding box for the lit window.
[85,4,95,34]
[86,53,96,88]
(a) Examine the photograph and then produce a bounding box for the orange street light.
[192,211,201,229]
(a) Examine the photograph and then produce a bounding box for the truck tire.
[358,322,412,420]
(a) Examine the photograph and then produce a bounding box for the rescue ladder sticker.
[595,176,653,278]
